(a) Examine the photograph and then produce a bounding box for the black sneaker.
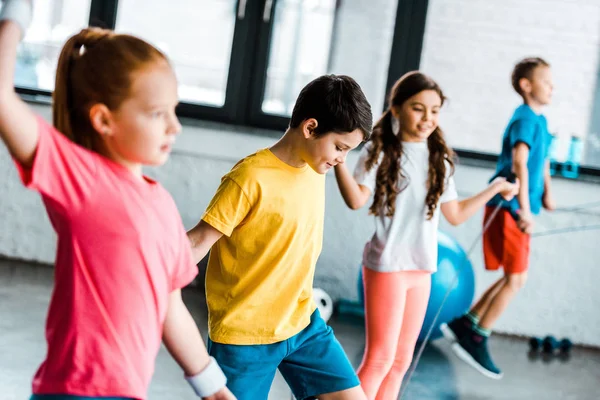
[440,316,473,343]
[451,334,503,379]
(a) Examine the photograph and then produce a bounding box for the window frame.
[11,0,600,177]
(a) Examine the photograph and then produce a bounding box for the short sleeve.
[170,222,199,292]
[202,177,252,237]
[509,119,537,150]
[440,161,458,204]
[14,115,97,214]
[352,144,379,193]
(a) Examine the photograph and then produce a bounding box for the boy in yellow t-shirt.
[187,75,372,400]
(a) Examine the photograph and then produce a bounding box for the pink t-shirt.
[15,116,198,399]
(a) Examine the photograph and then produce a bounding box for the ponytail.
[365,108,405,217]
[52,28,166,152]
[425,127,455,219]
[53,28,113,150]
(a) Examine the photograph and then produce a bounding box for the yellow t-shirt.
[202,148,324,345]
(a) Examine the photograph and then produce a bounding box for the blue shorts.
[208,309,360,400]
[30,396,130,400]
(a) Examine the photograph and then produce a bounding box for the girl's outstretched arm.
[441,177,519,226]
[0,1,39,167]
[162,289,236,399]
[334,162,371,210]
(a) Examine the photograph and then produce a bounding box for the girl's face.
[97,60,182,174]
[392,89,442,142]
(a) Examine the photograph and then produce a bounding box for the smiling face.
[298,118,365,174]
[393,89,442,142]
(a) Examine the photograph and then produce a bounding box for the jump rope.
[398,173,600,399]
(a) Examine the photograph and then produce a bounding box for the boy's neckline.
[523,102,543,115]
[264,148,310,173]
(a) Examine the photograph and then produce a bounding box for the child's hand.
[203,387,236,400]
[491,177,520,201]
[542,191,556,211]
[516,209,534,234]
[0,0,34,38]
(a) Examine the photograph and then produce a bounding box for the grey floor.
[1,259,599,400]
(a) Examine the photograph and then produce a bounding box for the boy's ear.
[519,77,532,95]
[302,118,318,139]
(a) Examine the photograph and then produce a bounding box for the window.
[259,0,398,118]
[262,0,338,116]
[246,0,401,129]
[115,0,238,107]
[12,0,92,91]
[9,0,420,133]
[15,1,598,174]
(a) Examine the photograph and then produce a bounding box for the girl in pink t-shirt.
[0,1,232,399]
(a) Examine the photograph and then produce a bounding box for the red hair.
[53,27,167,151]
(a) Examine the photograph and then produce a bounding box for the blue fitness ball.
[356,231,476,342]
[419,231,476,342]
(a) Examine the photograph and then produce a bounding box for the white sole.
[440,323,458,343]
[451,342,504,380]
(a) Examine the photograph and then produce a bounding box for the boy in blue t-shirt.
[442,57,555,379]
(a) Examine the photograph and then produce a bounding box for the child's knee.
[362,349,396,372]
[389,346,414,375]
[506,272,528,291]
[390,357,411,377]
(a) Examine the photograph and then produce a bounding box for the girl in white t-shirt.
[334,71,518,400]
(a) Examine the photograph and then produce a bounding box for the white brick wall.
[420,0,600,165]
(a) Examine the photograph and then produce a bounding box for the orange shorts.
[482,206,530,274]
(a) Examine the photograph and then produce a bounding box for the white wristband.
[185,357,227,398]
[0,0,32,39]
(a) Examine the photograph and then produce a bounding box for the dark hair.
[54,27,167,151]
[364,71,455,219]
[289,75,373,140]
[511,57,550,97]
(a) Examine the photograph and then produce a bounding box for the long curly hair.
[364,71,455,219]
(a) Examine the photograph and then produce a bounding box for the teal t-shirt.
[488,104,552,215]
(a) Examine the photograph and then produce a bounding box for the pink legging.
[357,266,431,400]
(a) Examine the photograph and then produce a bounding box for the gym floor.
[1,259,599,400]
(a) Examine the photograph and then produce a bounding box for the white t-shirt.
[353,141,458,273]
